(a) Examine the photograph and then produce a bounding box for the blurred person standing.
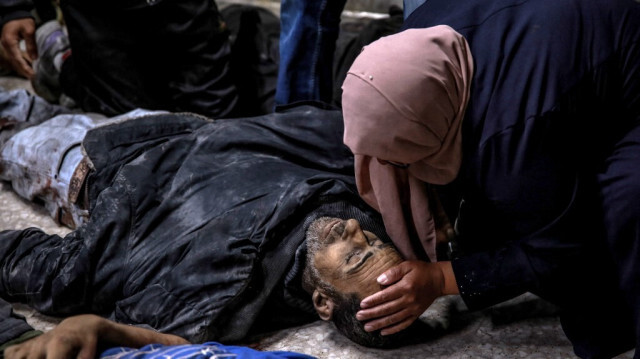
[0,0,239,118]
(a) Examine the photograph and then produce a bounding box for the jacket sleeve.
[450,175,594,310]
[0,297,34,347]
[0,0,34,29]
[0,227,94,314]
[0,177,134,317]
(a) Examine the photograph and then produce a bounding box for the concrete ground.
[0,1,636,355]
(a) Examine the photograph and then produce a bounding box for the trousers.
[0,90,164,228]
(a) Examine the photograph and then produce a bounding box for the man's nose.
[343,219,366,243]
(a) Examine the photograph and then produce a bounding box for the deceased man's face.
[309,217,403,300]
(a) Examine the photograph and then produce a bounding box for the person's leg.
[275,0,347,106]
[0,89,72,145]
[593,20,640,356]
[59,0,237,118]
[0,113,104,228]
[596,123,640,355]
[150,0,238,118]
[0,92,164,229]
[57,1,154,116]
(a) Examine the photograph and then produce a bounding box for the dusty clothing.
[0,95,164,228]
[400,0,640,357]
[0,89,71,145]
[0,103,390,344]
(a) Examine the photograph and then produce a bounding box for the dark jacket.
[0,103,389,343]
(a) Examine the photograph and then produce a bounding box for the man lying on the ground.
[0,93,440,355]
[2,216,407,359]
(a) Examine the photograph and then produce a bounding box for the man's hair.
[302,217,417,348]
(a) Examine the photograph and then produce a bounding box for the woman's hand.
[356,260,458,335]
[0,18,38,78]
[5,314,189,359]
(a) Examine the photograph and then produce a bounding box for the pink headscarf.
[342,25,474,261]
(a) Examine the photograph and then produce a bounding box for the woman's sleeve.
[450,175,592,310]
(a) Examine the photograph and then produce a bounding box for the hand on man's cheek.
[355,260,446,336]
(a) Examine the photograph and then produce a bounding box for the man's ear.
[312,290,335,321]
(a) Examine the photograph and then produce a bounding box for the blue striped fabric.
[100,342,317,359]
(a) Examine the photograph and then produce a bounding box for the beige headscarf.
[342,25,473,261]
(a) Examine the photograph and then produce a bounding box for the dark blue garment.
[100,342,316,359]
[275,0,347,106]
[274,0,418,107]
[405,0,640,357]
